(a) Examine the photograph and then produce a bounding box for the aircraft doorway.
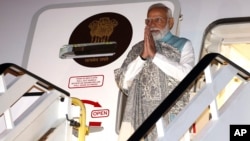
[194,17,250,135]
[200,17,250,109]
[200,17,250,72]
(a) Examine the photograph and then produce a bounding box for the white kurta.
[114,32,195,141]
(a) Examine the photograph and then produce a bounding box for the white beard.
[151,25,170,41]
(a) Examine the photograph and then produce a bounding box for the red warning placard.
[68,75,104,88]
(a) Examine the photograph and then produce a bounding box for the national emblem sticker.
[66,12,133,67]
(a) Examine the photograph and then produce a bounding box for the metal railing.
[128,53,250,141]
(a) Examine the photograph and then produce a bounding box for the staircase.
[0,53,249,141]
[0,63,75,141]
[128,53,250,141]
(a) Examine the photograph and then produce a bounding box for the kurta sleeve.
[122,56,145,89]
[114,41,144,94]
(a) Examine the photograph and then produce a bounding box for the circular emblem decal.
[69,12,133,67]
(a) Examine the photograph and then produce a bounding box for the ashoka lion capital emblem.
[88,17,118,43]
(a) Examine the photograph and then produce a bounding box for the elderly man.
[114,3,195,141]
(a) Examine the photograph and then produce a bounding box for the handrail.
[128,53,250,140]
[0,63,70,96]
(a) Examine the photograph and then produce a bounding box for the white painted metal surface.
[158,58,250,141]
[0,64,73,141]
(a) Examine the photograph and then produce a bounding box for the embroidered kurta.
[114,32,195,141]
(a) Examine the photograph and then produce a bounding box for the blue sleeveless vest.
[160,32,188,52]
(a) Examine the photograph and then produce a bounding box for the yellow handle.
[71,97,88,141]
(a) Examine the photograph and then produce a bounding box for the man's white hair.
[147,3,173,18]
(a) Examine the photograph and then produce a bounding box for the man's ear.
[168,17,174,29]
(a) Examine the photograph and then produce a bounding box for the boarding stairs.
[0,53,249,141]
[0,63,96,141]
[128,53,250,141]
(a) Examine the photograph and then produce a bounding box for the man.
[114,3,195,141]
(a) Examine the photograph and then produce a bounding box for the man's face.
[145,8,170,40]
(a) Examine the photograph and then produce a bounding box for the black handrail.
[128,53,250,140]
[0,63,70,97]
